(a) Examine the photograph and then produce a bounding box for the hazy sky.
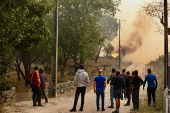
[110,0,165,64]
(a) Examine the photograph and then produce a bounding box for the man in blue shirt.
[93,69,106,111]
[143,69,158,107]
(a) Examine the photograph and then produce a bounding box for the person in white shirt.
[70,65,89,112]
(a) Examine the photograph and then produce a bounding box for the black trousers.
[73,86,86,109]
[132,90,139,109]
[31,84,41,105]
[147,87,156,105]
[126,87,131,104]
[41,87,48,102]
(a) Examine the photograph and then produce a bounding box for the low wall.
[0,87,15,110]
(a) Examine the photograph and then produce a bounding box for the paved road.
[4,63,148,113]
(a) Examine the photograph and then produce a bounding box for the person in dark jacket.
[143,69,158,107]
[107,68,116,108]
[124,71,132,106]
[112,71,125,113]
[39,69,48,103]
[120,69,127,100]
[131,70,143,111]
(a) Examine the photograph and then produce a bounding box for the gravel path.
[4,63,148,113]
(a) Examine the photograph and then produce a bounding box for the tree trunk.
[95,46,102,63]
[15,57,21,81]
[21,50,31,86]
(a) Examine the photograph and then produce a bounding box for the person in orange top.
[28,66,43,107]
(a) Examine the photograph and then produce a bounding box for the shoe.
[102,109,105,111]
[70,108,76,112]
[97,108,100,111]
[33,103,37,106]
[130,108,136,111]
[124,103,130,106]
[108,106,114,108]
[153,103,156,107]
[38,104,44,107]
[79,108,83,111]
[112,109,119,113]
[148,104,150,107]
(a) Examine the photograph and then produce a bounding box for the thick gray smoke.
[122,14,152,54]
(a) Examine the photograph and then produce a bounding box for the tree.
[140,0,164,34]
[103,43,114,56]
[95,14,118,62]
[0,0,54,85]
[58,0,120,73]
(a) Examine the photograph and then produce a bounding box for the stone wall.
[0,87,15,110]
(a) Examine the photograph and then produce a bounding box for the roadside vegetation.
[133,56,164,113]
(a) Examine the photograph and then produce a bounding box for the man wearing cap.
[70,65,89,112]
[93,69,106,111]
[107,68,116,108]
[131,70,143,111]
[143,69,158,107]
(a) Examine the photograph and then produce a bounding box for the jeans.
[110,86,114,106]
[147,87,156,105]
[31,84,41,105]
[96,90,105,110]
[73,86,86,110]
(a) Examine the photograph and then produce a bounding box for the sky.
[110,0,165,64]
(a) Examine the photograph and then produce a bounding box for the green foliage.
[103,43,114,56]
[0,0,55,87]
[58,0,120,72]
[99,14,118,42]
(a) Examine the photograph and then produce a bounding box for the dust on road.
[4,63,149,113]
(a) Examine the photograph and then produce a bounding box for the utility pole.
[119,19,120,69]
[50,0,58,97]
[164,0,168,89]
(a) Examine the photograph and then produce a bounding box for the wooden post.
[50,0,58,97]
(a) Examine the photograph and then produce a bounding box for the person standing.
[93,69,106,111]
[39,68,48,103]
[70,65,89,112]
[143,69,158,107]
[131,70,143,111]
[112,71,125,113]
[120,69,127,100]
[28,66,43,107]
[132,71,135,77]
[124,71,132,106]
[107,68,116,108]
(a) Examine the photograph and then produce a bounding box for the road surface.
[4,63,148,113]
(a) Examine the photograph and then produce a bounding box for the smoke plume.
[122,14,152,54]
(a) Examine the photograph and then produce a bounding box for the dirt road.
[4,63,149,113]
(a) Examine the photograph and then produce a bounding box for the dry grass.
[8,57,117,102]
[131,63,164,113]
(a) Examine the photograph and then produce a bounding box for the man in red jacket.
[28,66,43,107]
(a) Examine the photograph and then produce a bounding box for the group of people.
[28,66,48,107]
[70,65,158,113]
